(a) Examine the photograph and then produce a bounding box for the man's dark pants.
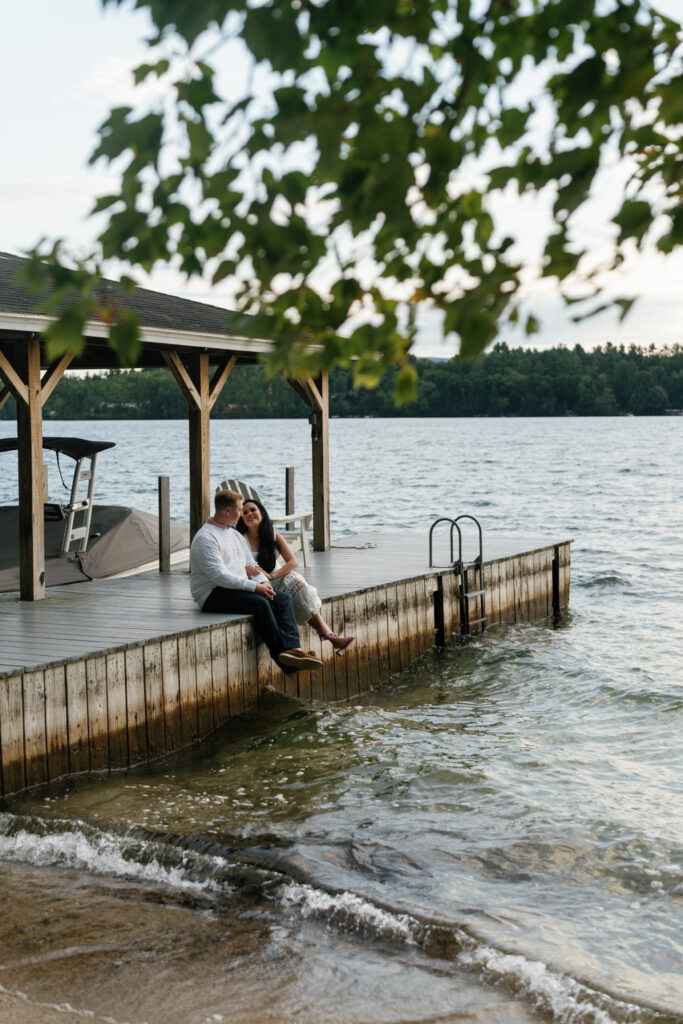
[202,587,301,663]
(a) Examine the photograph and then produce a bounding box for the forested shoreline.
[2,343,682,420]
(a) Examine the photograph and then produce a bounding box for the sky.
[2,0,683,359]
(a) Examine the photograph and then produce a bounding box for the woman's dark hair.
[235,498,279,573]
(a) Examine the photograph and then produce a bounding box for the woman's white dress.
[272,567,322,625]
[257,538,322,625]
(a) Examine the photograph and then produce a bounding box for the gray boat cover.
[0,505,189,593]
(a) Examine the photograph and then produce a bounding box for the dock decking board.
[0,532,571,796]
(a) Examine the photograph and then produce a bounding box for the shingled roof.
[0,250,253,336]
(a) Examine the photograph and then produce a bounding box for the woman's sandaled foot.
[322,631,354,656]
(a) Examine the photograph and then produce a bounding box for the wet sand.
[0,991,87,1024]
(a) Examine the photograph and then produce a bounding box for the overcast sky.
[2,0,683,358]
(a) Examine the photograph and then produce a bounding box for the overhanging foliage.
[21,0,683,402]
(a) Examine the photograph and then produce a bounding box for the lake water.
[0,417,681,1024]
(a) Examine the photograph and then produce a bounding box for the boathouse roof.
[0,250,270,369]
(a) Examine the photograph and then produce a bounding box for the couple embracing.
[190,489,353,673]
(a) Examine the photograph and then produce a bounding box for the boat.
[0,437,189,594]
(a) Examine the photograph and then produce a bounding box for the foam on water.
[456,946,639,1024]
[0,808,676,1024]
[0,812,230,896]
[276,880,659,1024]
[280,881,417,943]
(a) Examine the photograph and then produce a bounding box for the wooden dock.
[0,532,571,797]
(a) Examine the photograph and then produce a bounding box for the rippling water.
[0,417,681,1024]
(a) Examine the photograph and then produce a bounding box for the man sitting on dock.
[190,489,322,672]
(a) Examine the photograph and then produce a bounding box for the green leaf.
[90,194,121,215]
[133,59,169,85]
[613,200,653,245]
[615,297,636,321]
[393,363,418,405]
[108,309,141,366]
[44,305,88,361]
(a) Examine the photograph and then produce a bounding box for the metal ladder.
[61,453,99,554]
[429,515,487,635]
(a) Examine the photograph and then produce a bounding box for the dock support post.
[0,343,75,601]
[433,576,445,647]
[287,372,330,551]
[285,466,295,515]
[552,544,561,619]
[163,351,236,542]
[15,339,45,600]
[187,354,211,541]
[159,476,170,572]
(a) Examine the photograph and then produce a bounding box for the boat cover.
[0,505,189,593]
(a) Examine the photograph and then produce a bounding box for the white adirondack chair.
[218,478,312,566]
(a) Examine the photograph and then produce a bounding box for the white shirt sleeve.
[203,530,256,591]
[190,524,257,608]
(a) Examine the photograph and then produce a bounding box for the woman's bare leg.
[308,612,331,637]
[307,612,354,654]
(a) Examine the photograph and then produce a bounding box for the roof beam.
[40,351,75,406]
[304,375,324,411]
[162,350,201,410]
[0,349,29,404]
[287,374,324,411]
[209,354,237,411]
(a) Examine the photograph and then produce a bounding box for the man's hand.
[246,564,271,579]
[255,581,275,600]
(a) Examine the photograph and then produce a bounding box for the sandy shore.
[0,991,89,1023]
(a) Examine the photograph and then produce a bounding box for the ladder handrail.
[429,513,483,568]
[452,513,483,567]
[429,513,486,635]
[429,516,463,567]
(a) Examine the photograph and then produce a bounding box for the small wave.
[457,944,644,1024]
[0,812,231,897]
[576,574,630,588]
[280,881,416,943]
[275,882,674,1024]
[1,815,676,1024]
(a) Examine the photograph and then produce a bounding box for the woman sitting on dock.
[237,498,354,656]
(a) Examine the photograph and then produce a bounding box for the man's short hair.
[214,489,243,511]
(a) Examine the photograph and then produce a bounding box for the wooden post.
[16,338,45,600]
[552,544,561,619]
[311,371,330,551]
[285,466,295,515]
[188,353,211,540]
[159,475,170,572]
[286,373,330,551]
[0,344,74,602]
[433,575,445,647]
[163,351,236,542]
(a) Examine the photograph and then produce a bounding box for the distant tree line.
[1,343,682,421]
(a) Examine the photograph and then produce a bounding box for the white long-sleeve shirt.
[190,521,264,609]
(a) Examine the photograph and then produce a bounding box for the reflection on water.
[0,417,682,1024]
